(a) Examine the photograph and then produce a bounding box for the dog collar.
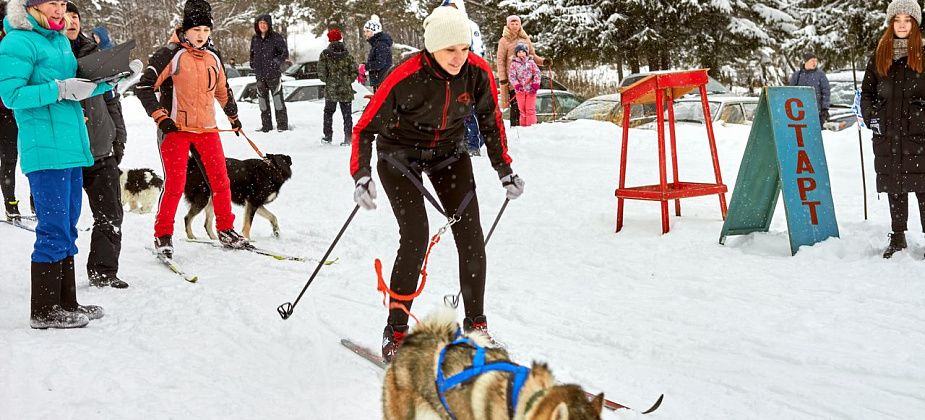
[435,330,530,420]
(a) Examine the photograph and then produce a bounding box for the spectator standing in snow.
[789,52,831,125]
[250,14,289,132]
[135,0,250,258]
[0,1,24,222]
[508,43,541,127]
[91,25,112,50]
[351,6,524,362]
[363,15,392,92]
[495,15,547,127]
[318,28,357,146]
[64,1,130,289]
[861,0,925,259]
[441,0,487,156]
[0,0,113,329]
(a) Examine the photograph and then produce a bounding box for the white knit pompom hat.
[886,0,922,25]
[423,6,471,53]
[364,15,382,34]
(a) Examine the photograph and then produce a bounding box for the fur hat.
[327,28,342,42]
[423,6,471,53]
[364,15,381,34]
[886,0,922,25]
[65,1,78,17]
[182,0,212,30]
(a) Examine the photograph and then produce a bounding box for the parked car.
[501,90,583,123]
[663,96,759,126]
[284,60,318,80]
[560,93,654,127]
[228,75,295,104]
[281,79,372,115]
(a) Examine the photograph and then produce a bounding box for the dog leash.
[374,152,475,322]
[180,125,266,159]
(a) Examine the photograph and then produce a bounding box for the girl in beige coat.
[495,15,547,114]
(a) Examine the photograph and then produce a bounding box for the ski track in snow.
[2,97,924,419]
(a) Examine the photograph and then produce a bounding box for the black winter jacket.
[350,51,512,181]
[365,32,393,87]
[861,52,925,193]
[71,33,126,160]
[250,15,289,81]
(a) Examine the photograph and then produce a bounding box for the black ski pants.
[323,100,352,142]
[888,193,925,233]
[0,111,17,203]
[508,88,520,127]
[82,156,123,279]
[256,77,289,131]
[377,145,486,326]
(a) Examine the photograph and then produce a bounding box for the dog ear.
[590,393,604,416]
[551,402,569,420]
[529,362,555,388]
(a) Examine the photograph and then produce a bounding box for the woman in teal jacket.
[0,0,112,329]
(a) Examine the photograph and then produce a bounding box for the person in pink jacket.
[508,43,541,126]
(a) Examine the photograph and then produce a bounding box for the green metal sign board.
[719,87,839,255]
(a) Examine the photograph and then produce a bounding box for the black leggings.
[377,147,486,326]
[888,193,925,233]
[0,110,17,203]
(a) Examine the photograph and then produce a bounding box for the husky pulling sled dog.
[382,310,605,420]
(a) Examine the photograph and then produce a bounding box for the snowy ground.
[1,96,924,419]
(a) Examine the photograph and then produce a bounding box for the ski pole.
[850,53,868,220]
[278,205,360,320]
[444,198,510,308]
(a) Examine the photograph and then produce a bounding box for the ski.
[341,338,388,369]
[339,338,660,413]
[147,247,198,283]
[185,238,337,264]
[1,218,36,232]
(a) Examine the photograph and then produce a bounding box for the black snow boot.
[60,256,105,320]
[463,315,503,348]
[89,272,129,289]
[381,324,409,363]
[218,229,250,249]
[5,199,20,221]
[883,232,907,259]
[31,261,88,329]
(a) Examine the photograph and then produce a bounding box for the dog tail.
[410,308,459,343]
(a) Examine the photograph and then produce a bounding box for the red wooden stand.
[615,70,728,234]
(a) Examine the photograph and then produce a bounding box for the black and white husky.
[120,168,164,214]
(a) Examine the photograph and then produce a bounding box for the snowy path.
[2,98,924,419]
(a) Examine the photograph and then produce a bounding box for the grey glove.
[354,176,378,210]
[56,78,97,101]
[501,173,525,200]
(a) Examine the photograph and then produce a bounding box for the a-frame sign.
[719,87,839,255]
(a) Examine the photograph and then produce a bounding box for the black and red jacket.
[350,51,512,181]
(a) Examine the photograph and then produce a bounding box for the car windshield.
[830,82,856,107]
[284,63,301,74]
[564,100,617,120]
[671,101,720,123]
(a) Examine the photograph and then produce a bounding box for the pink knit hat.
[506,15,521,24]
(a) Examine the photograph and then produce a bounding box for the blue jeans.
[27,167,82,263]
[465,108,484,151]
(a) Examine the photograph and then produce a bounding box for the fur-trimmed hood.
[4,0,65,33]
[5,0,34,31]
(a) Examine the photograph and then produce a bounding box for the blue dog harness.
[435,331,531,419]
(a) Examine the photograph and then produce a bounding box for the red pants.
[154,131,234,237]
[515,91,537,126]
